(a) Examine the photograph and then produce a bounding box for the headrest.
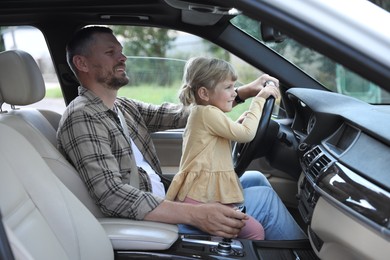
[0,50,45,106]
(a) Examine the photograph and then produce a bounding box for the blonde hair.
[179,57,238,106]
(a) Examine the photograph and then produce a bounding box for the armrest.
[98,218,179,250]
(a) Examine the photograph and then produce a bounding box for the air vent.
[302,146,321,169]
[302,146,332,180]
[308,154,331,178]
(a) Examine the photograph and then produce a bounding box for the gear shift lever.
[221,204,246,244]
[222,237,232,243]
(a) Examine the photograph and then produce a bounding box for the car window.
[0,25,273,120]
[111,25,266,121]
[230,15,390,104]
[0,25,65,113]
[0,25,284,120]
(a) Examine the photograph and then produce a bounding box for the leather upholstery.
[0,50,104,217]
[0,123,114,260]
[0,50,179,257]
[0,50,45,105]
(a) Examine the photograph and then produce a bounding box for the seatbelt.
[117,108,140,189]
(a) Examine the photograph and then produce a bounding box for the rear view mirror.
[260,23,286,43]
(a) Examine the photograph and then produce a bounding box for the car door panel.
[151,130,184,179]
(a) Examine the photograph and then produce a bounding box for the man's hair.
[66,26,113,75]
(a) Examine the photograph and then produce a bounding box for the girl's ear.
[197,87,209,101]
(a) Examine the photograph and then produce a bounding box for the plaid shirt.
[57,86,188,220]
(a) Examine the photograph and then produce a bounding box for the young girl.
[165,57,279,240]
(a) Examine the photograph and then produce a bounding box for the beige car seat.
[0,50,103,217]
[0,50,178,257]
[0,123,114,260]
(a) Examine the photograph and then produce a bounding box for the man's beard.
[106,76,129,90]
[97,70,129,90]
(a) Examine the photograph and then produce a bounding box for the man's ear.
[197,87,209,101]
[73,55,88,72]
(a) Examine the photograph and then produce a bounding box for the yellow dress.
[165,97,266,204]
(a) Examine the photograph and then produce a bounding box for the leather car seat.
[0,50,103,217]
[0,50,179,255]
[0,123,114,260]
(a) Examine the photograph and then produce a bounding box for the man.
[57,25,307,240]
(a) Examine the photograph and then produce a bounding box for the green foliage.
[117,85,250,120]
[230,16,259,39]
[231,15,337,92]
[125,57,185,87]
[270,39,337,91]
[118,85,180,104]
[46,84,250,120]
[112,26,177,57]
[45,87,63,98]
[201,39,231,61]
[111,26,179,86]
[233,60,263,86]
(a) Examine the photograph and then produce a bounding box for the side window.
[0,26,65,114]
[112,25,263,120]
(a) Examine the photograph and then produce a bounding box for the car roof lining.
[0,0,236,26]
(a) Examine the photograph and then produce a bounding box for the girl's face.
[207,79,237,112]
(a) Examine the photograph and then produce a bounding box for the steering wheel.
[232,97,275,177]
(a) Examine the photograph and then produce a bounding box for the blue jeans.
[178,171,307,240]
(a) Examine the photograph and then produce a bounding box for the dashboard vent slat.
[302,146,332,180]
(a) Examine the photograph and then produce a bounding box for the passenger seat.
[0,123,114,260]
[0,49,103,217]
[0,50,60,146]
[0,50,179,257]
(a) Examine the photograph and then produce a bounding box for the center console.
[114,234,317,259]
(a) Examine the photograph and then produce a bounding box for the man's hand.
[144,200,248,238]
[190,203,248,238]
[236,111,248,124]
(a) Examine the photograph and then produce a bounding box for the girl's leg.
[238,214,265,240]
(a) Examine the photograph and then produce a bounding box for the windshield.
[230,15,390,104]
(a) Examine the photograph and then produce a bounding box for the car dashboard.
[286,88,390,258]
